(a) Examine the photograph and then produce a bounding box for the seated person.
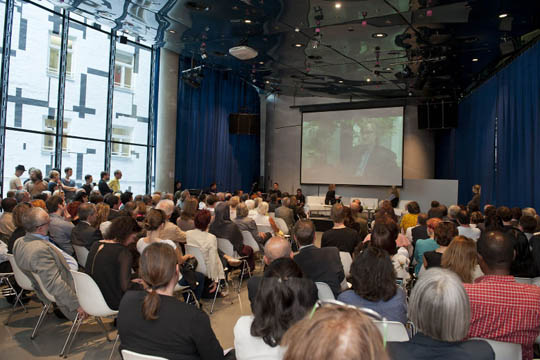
[156,199,186,245]
[364,213,412,256]
[13,207,85,320]
[368,221,410,283]
[117,243,226,360]
[414,217,442,274]
[86,216,141,310]
[441,235,483,283]
[321,203,361,255]
[400,201,420,233]
[464,231,540,360]
[252,201,280,233]
[324,184,340,205]
[387,268,494,360]
[408,213,429,246]
[275,197,295,233]
[7,202,32,253]
[176,197,197,231]
[457,210,481,241]
[423,221,458,271]
[282,302,387,360]
[338,246,407,324]
[46,195,75,255]
[234,258,317,360]
[293,219,344,297]
[0,197,17,239]
[234,203,271,250]
[71,203,102,250]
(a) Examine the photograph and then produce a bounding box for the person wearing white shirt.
[457,210,480,241]
[9,165,25,191]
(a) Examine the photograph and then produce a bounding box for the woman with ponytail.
[117,242,225,360]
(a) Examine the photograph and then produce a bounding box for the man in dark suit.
[411,213,429,246]
[98,171,112,196]
[293,219,344,297]
[71,203,102,250]
[247,236,293,308]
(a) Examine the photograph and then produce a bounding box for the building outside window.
[48,33,74,77]
[43,117,69,151]
[112,126,132,157]
[114,51,134,89]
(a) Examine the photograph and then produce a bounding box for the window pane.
[0,1,4,43]
[3,129,55,197]
[7,2,60,130]
[61,138,105,187]
[113,42,150,145]
[63,23,110,140]
[110,144,147,195]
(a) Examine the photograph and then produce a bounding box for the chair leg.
[31,303,50,339]
[108,333,119,360]
[188,290,200,309]
[4,287,26,326]
[185,291,191,305]
[210,281,221,314]
[96,317,112,341]
[60,312,81,357]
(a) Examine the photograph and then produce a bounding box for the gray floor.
[0,233,322,359]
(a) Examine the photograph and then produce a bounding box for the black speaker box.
[229,113,260,135]
[418,101,458,130]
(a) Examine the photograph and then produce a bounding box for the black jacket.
[294,245,344,297]
[71,221,102,250]
[98,179,112,196]
[412,225,429,246]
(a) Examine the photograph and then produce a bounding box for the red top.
[464,275,540,360]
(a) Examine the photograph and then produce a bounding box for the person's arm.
[190,311,225,360]
[117,248,133,293]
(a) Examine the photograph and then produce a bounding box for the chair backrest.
[373,320,410,342]
[514,277,532,285]
[121,349,168,360]
[31,272,56,302]
[241,231,260,253]
[353,197,378,210]
[185,244,208,276]
[531,277,540,287]
[6,254,34,291]
[70,270,117,317]
[315,282,335,301]
[274,217,289,235]
[217,238,235,257]
[306,196,324,205]
[256,224,273,234]
[339,252,352,278]
[471,338,522,360]
[73,245,89,268]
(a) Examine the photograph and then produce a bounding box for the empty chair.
[471,338,522,360]
[274,217,289,235]
[60,270,119,357]
[373,320,410,342]
[315,282,335,301]
[121,349,168,360]
[217,238,250,292]
[72,245,89,269]
[339,252,352,278]
[4,254,32,325]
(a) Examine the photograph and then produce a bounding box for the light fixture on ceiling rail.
[244,19,252,24]
[361,11,368,27]
[293,43,303,48]
[229,38,258,60]
[472,58,479,62]
[335,2,342,9]
[498,13,509,18]
[294,27,300,32]
[169,29,176,34]
[372,33,387,38]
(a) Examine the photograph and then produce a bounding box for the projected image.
[301,107,403,186]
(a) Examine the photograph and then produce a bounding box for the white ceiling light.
[229,46,259,60]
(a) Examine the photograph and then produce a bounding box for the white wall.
[264,95,446,208]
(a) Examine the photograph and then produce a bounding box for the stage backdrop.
[435,40,540,209]
[175,60,260,192]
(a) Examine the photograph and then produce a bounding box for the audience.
[7,202,32,253]
[413,217,442,274]
[117,242,226,360]
[427,200,444,219]
[104,194,121,220]
[275,197,295,232]
[46,195,75,256]
[293,219,344,297]
[423,221,458,271]
[400,201,420,233]
[368,221,410,283]
[350,200,368,239]
[441,235,483,283]
[86,216,141,310]
[234,258,317,360]
[321,203,361,255]
[409,212,428,246]
[234,203,270,250]
[155,199,186,245]
[457,210,481,241]
[467,184,481,212]
[464,230,540,360]
[282,304,388,360]
[0,197,17,239]
[13,207,83,320]
[387,268,494,360]
[71,203,102,250]
[338,246,407,323]
[177,197,198,231]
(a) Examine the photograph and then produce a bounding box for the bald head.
[477,231,514,273]
[263,236,292,264]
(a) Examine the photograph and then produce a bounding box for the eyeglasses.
[36,220,51,228]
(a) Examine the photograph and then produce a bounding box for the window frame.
[43,116,69,152]
[114,50,134,90]
[47,31,75,79]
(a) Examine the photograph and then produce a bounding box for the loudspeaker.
[418,101,458,130]
[229,113,260,135]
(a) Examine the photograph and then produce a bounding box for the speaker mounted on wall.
[418,101,458,130]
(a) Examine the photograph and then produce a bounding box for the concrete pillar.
[155,48,179,193]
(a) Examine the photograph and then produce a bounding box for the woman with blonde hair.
[92,202,110,233]
[442,235,483,283]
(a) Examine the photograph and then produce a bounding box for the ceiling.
[48,0,540,100]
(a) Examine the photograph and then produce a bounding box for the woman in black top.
[86,216,142,310]
[423,221,458,270]
[325,184,340,205]
[118,243,225,360]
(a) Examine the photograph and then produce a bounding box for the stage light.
[259,61,264,64]
[294,27,300,32]
[366,78,371,82]
[244,19,252,24]
[499,13,508,18]
[472,58,479,62]
[293,43,303,48]
[335,2,342,9]
[372,33,387,38]
[338,80,343,83]
[169,30,176,34]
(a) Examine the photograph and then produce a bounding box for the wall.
[264,95,436,199]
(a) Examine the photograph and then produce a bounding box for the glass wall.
[0,0,155,196]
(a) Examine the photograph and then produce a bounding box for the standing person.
[82,175,94,196]
[389,186,400,208]
[325,184,340,205]
[25,169,47,196]
[108,170,122,193]
[47,170,62,193]
[467,184,481,212]
[61,167,77,202]
[9,165,25,191]
[296,188,305,208]
[98,171,112,196]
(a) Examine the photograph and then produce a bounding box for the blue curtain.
[175,60,260,192]
[435,41,540,208]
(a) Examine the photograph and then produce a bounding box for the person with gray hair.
[71,203,102,250]
[275,197,295,232]
[155,199,186,245]
[447,205,461,223]
[13,207,84,320]
[234,203,270,250]
[387,268,494,359]
[247,236,293,308]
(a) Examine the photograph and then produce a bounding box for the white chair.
[256,224,273,234]
[72,245,89,269]
[531,277,540,287]
[273,217,289,235]
[514,277,532,285]
[241,231,261,253]
[217,238,251,293]
[121,349,168,360]
[373,320,410,342]
[173,283,199,309]
[315,282,335,301]
[339,252,352,278]
[471,338,522,360]
[4,254,32,325]
[30,272,57,340]
[60,271,118,357]
[185,244,223,314]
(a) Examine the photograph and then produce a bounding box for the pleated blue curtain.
[175,60,260,192]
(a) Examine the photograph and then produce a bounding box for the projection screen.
[301,106,404,186]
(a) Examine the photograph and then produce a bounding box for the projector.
[229,46,258,60]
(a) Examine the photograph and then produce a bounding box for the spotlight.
[201,52,208,60]
[259,61,264,64]
[338,80,343,83]
[372,33,387,38]
[244,19,252,24]
[335,2,342,9]
[498,13,508,18]
[293,43,303,48]
[169,29,176,34]
[294,27,300,32]
[472,58,479,62]
[366,78,371,82]
[265,80,270,84]
[384,67,392,71]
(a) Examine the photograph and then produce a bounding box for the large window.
[1,0,155,196]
